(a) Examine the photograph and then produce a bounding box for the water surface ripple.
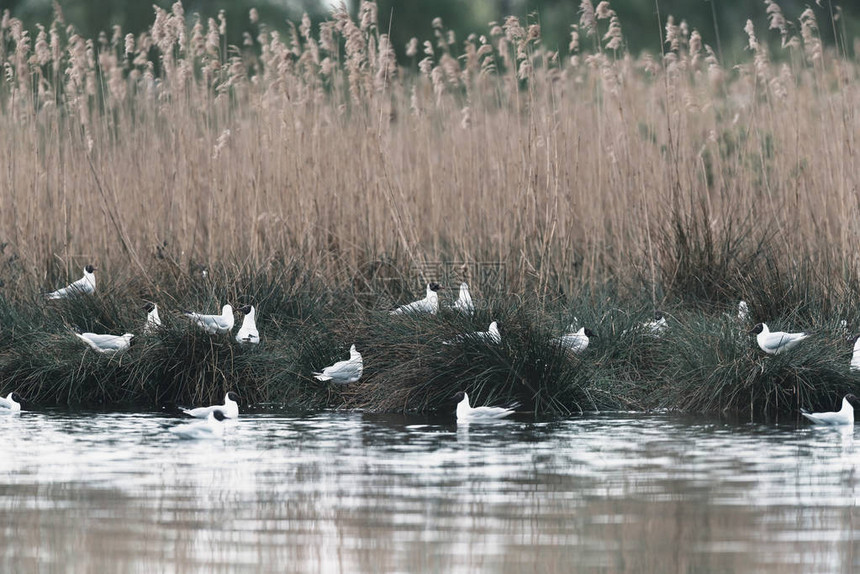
[1,411,858,573]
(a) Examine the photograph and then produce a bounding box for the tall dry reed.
[0,1,856,305]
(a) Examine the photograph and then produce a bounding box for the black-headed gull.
[801,394,857,426]
[453,391,518,423]
[644,311,668,336]
[313,345,363,383]
[180,392,240,419]
[183,304,234,334]
[751,323,809,355]
[444,321,501,345]
[555,326,597,354]
[454,282,475,315]
[45,265,96,299]
[0,392,23,413]
[390,283,444,315]
[143,302,161,334]
[235,305,259,344]
[170,409,228,439]
[75,332,134,353]
[737,300,749,322]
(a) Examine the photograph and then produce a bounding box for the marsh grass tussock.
[0,2,858,416]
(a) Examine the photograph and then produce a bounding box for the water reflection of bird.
[801,394,857,426]
[170,409,227,439]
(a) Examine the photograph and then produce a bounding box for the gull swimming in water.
[555,326,597,354]
[390,283,444,315]
[183,304,234,335]
[751,323,809,355]
[143,302,161,334]
[75,331,134,354]
[453,391,518,423]
[313,345,363,384]
[180,392,240,419]
[444,321,501,345]
[454,282,475,315]
[235,305,259,344]
[170,409,228,439]
[0,392,23,413]
[801,394,857,426]
[45,265,96,299]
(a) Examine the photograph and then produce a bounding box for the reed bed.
[0,2,857,416]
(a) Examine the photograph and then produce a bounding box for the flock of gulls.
[1,265,859,432]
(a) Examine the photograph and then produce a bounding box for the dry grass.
[0,2,855,304]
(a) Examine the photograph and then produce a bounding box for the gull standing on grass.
[390,283,444,315]
[45,265,96,299]
[751,323,809,355]
[454,282,475,315]
[183,304,235,335]
[313,345,363,384]
[444,321,501,345]
[180,392,240,419]
[143,302,161,334]
[74,331,134,354]
[170,409,228,439]
[555,326,597,354]
[801,394,858,426]
[453,391,518,423]
[235,305,259,344]
[0,392,23,413]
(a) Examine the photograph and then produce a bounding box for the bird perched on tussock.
[45,265,96,299]
[183,304,234,335]
[750,323,809,355]
[390,283,444,315]
[313,344,363,384]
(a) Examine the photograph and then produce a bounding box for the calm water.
[1,410,859,573]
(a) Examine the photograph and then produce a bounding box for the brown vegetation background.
[0,1,857,302]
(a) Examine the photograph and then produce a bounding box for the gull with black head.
[750,323,809,355]
[45,265,97,299]
[0,392,23,413]
[180,392,240,419]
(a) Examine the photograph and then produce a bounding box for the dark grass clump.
[0,256,859,418]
